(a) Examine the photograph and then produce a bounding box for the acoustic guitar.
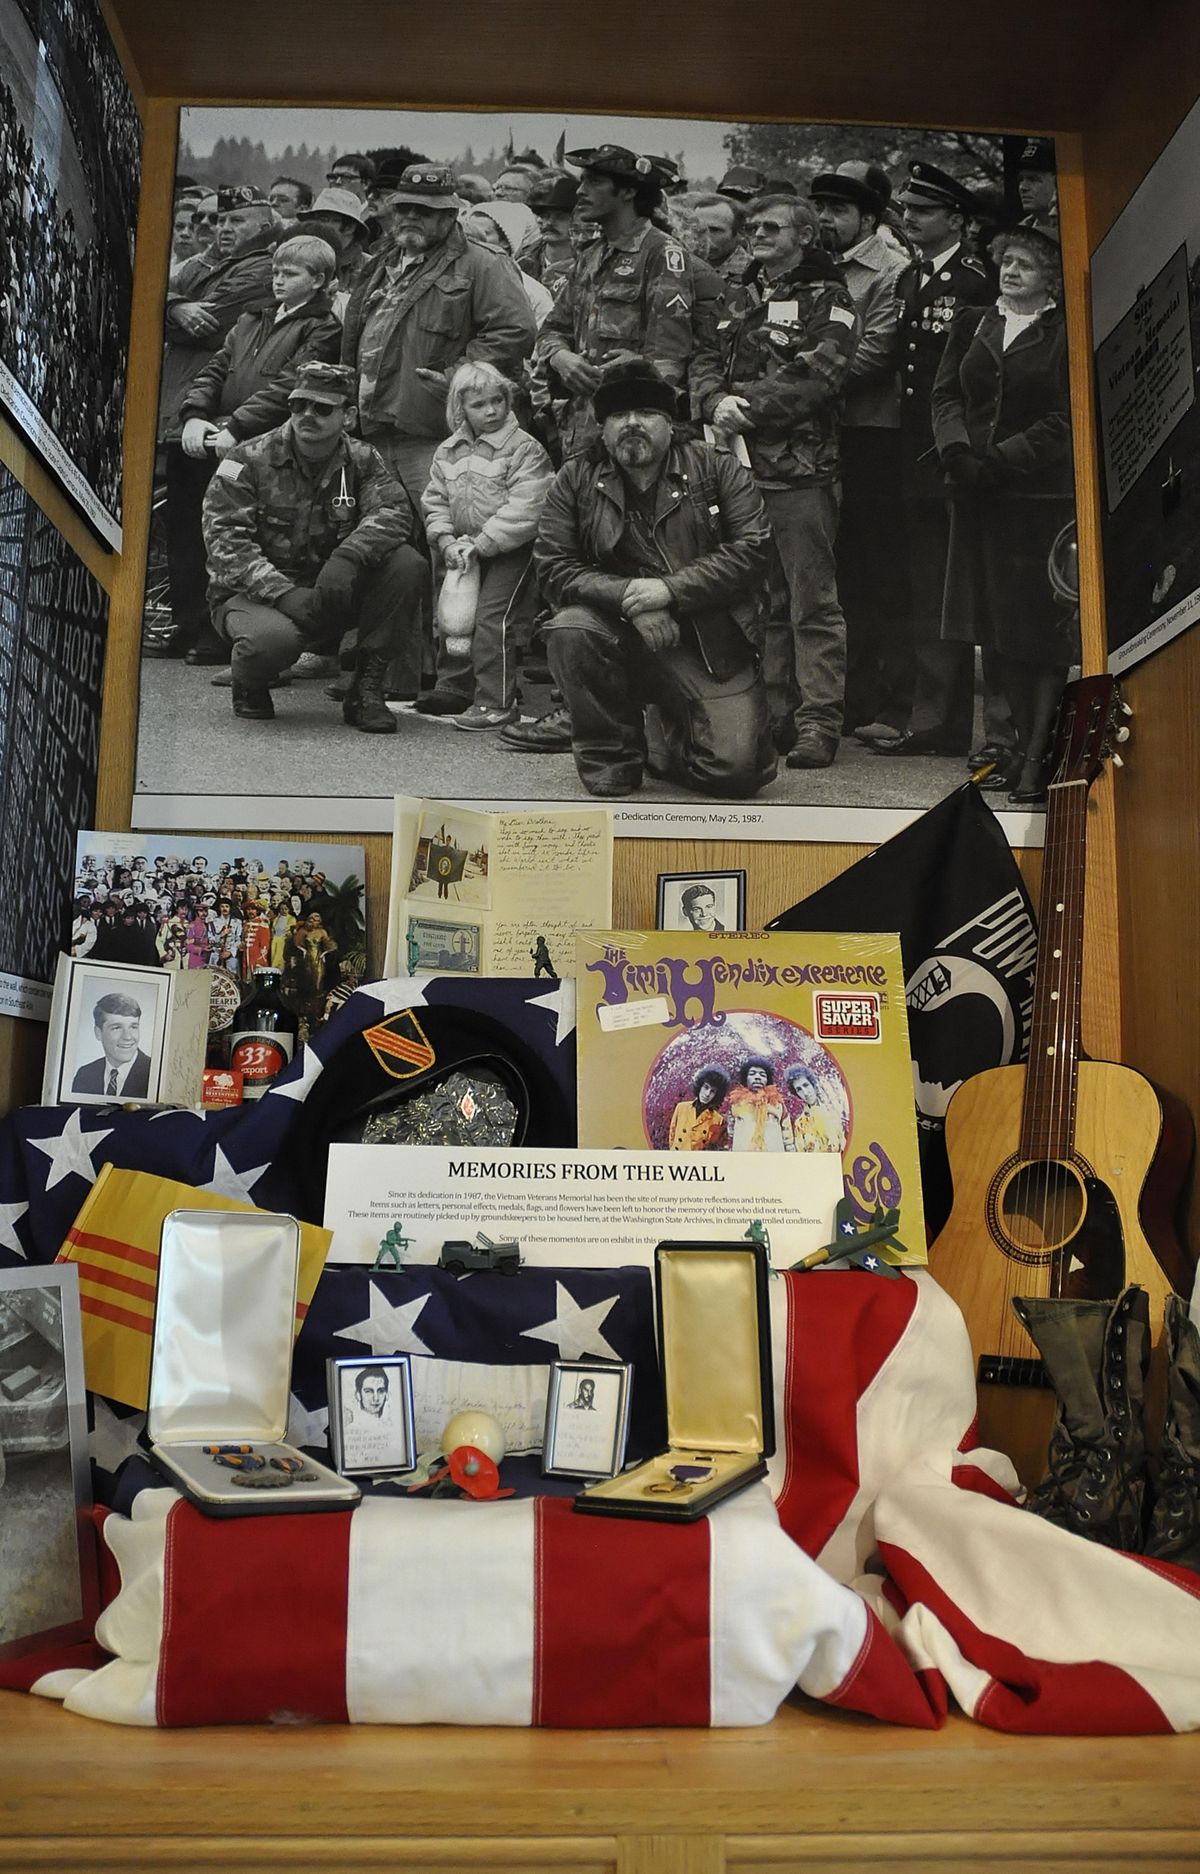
[928,675,1193,1480]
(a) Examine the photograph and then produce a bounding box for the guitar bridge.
[977,1354,1053,1389]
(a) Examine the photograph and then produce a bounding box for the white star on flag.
[287,1393,330,1449]
[89,1397,147,1473]
[201,1145,271,1204]
[29,1110,114,1191]
[267,1045,326,1103]
[334,1282,433,1356]
[0,1199,29,1257]
[356,977,430,1018]
[527,979,577,1046]
[522,1281,619,1361]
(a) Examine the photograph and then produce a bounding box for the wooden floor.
[2,1689,1199,1872]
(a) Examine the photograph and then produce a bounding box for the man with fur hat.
[534,358,776,801]
[535,145,716,460]
[701,191,860,769]
[201,361,425,733]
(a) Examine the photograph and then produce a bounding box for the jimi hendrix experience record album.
[575,931,925,1261]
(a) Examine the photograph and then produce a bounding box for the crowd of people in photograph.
[148,132,1076,804]
[69,852,354,1025]
[2,0,139,519]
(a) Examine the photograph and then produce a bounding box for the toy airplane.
[789,1197,906,1278]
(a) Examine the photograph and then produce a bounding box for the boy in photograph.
[72,992,152,1098]
[680,883,724,931]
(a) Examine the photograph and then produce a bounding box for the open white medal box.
[148,1209,359,1516]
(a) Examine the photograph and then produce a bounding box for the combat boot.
[1011,1287,1149,1551]
[231,682,274,721]
[1145,1296,1200,1573]
[342,652,396,734]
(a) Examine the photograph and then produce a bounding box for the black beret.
[809,170,885,217]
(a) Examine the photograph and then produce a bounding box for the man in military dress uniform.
[866,161,1007,760]
[202,362,425,730]
[535,144,713,461]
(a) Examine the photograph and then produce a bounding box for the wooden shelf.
[3,1687,1199,1871]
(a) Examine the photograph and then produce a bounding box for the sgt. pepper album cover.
[575,929,926,1260]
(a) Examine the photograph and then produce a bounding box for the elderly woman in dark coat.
[932,227,1077,801]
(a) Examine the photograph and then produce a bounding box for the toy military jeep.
[438,1232,521,1276]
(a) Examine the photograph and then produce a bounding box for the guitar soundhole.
[993,1158,1087,1264]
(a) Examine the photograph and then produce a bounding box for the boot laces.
[1032,1432,1141,1539]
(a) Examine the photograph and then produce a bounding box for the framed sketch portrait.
[656,870,747,935]
[327,1355,416,1479]
[542,1361,632,1480]
[0,1264,97,1662]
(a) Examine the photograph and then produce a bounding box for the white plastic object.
[437,561,481,657]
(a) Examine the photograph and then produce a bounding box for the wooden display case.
[1,0,1198,1864]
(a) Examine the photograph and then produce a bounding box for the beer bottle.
[227,967,299,1100]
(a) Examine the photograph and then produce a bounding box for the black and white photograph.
[542,1359,631,1479]
[45,958,168,1106]
[1091,95,1200,677]
[133,106,1077,843]
[327,1354,416,1478]
[0,1264,95,1660]
[656,868,746,933]
[0,0,141,547]
[0,465,109,1023]
[71,831,368,1028]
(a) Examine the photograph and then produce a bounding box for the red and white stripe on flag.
[54,1483,931,1730]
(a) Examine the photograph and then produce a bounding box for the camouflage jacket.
[703,249,860,488]
[536,221,716,456]
[203,423,414,608]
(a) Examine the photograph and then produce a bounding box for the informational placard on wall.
[0,467,108,1019]
[1095,245,1194,513]
[323,1143,844,1268]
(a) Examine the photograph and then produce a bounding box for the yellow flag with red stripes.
[56,1165,331,1408]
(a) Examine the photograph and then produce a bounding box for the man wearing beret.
[153,185,278,663]
[701,193,861,769]
[340,162,537,512]
[535,146,716,461]
[810,167,909,741]
[863,161,1006,759]
[201,361,425,732]
[534,358,776,800]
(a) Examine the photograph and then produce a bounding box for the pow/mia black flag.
[768,784,1037,1237]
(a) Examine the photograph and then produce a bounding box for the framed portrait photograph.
[656,870,747,935]
[41,954,211,1109]
[542,1361,632,1481]
[0,1264,97,1662]
[327,1355,416,1479]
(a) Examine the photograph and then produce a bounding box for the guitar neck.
[1019,779,1089,1163]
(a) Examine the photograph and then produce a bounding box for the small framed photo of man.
[656,870,747,935]
[326,1355,416,1479]
[0,1264,97,1664]
[42,957,172,1107]
[542,1361,632,1480]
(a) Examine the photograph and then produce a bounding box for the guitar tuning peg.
[1111,751,1125,767]
[1115,725,1131,742]
[1120,701,1134,717]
